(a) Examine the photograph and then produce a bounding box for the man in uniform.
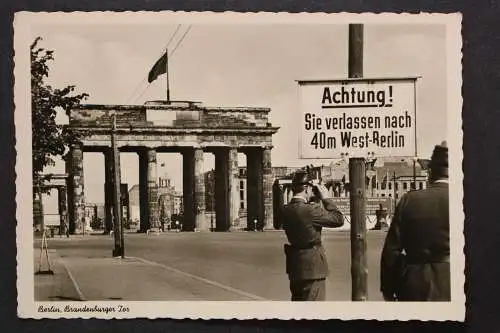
[380,141,450,301]
[276,171,344,301]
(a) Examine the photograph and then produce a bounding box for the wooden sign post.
[296,24,418,302]
[348,23,368,301]
[111,114,125,258]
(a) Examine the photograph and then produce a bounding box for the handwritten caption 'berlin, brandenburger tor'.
[38,304,130,314]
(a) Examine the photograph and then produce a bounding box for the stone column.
[182,149,195,231]
[262,147,273,230]
[215,149,230,231]
[138,150,149,232]
[67,143,85,234]
[245,148,263,231]
[272,180,283,229]
[228,148,239,229]
[104,148,113,233]
[147,149,160,230]
[32,189,44,230]
[57,186,68,236]
[194,148,206,231]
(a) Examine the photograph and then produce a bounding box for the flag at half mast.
[148,51,168,83]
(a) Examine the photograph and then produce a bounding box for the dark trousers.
[289,278,326,301]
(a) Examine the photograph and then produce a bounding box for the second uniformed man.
[380,141,450,301]
[277,171,344,301]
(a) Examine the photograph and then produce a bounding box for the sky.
[32,20,448,207]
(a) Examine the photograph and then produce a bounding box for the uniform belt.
[407,254,450,264]
[287,242,322,250]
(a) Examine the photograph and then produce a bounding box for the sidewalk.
[33,248,259,301]
[34,249,83,301]
[34,249,175,301]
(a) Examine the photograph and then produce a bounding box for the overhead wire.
[133,85,151,105]
[169,25,192,58]
[126,24,182,104]
[165,24,182,51]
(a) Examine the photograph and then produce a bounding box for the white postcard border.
[15,11,464,320]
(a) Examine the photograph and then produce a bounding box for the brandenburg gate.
[65,101,279,234]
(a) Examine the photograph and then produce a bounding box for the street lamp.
[412,156,418,190]
[392,171,397,215]
[210,170,215,231]
[210,204,214,231]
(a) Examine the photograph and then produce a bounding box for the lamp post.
[210,170,215,231]
[365,152,376,197]
[392,171,397,214]
[111,114,124,258]
[412,156,418,190]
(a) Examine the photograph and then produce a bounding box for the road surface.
[35,230,387,301]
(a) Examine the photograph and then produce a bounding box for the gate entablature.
[67,101,278,149]
[68,101,275,129]
[64,100,279,234]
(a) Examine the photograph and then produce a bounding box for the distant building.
[270,158,431,225]
[128,184,140,222]
[128,175,181,224]
[238,168,246,212]
[84,204,98,230]
[275,158,430,205]
[173,191,183,215]
[95,203,105,220]
[84,204,97,221]
[203,166,301,219]
[370,160,428,200]
[158,177,172,188]
[158,176,176,223]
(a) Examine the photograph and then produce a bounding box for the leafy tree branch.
[31,37,89,190]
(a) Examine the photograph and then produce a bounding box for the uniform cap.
[429,140,448,178]
[291,171,312,187]
[430,141,448,167]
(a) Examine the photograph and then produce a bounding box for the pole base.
[371,222,389,230]
[112,248,124,257]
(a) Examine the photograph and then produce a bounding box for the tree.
[31,37,89,190]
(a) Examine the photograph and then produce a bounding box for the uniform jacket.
[380,181,450,301]
[277,197,344,281]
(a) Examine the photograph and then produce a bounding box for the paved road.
[36,230,387,301]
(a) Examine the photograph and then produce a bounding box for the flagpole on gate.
[166,48,171,103]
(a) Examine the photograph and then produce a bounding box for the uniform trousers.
[289,278,326,301]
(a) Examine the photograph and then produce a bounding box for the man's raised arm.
[310,184,344,228]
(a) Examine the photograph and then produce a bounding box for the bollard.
[374,204,389,230]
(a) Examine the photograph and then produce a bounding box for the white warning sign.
[298,78,417,158]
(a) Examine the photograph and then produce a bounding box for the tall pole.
[111,114,124,258]
[166,49,171,103]
[38,186,45,234]
[393,171,397,213]
[348,23,367,301]
[412,157,417,190]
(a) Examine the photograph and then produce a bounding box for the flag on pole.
[148,51,168,83]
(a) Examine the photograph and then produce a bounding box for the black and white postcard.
[14,11,464,320]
